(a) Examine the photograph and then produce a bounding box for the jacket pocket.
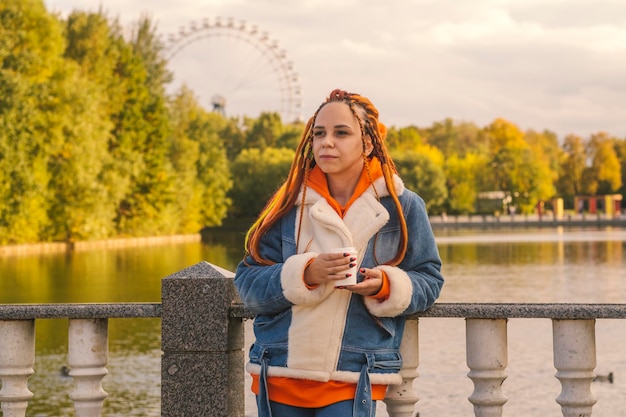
[249,342,289,367]
[376,316,398,337]
[253,308,291,341]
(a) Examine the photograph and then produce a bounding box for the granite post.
[161,261,244,417]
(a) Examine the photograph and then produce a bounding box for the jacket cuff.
[363,265,412,317]
[369,271,390,300]
[282,252,327,305]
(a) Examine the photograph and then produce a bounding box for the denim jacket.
[234,174,443,414]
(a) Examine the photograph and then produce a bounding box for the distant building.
[574,194,623,217]
[476,191,507,214]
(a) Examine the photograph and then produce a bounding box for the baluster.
[0,320,35,417]
[466,318,508,417]
[68,318,109,417]
[384,319,419,417]
[552,319,597,417]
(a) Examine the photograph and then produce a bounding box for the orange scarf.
[307,157,383,217]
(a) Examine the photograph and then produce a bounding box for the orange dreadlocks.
[244,89,408,266]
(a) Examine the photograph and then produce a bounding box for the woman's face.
[312,102,373,180]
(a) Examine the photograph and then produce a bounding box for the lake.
[1,226,625,416]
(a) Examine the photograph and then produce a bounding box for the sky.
[43,0,626,139]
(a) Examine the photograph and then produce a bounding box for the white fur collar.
[296,174,405,207]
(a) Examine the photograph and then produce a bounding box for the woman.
[234,89,444,417]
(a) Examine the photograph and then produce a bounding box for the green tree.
[444,152,489,214]
[44,65,116,241]
[39,10,121,241]
[168,86,232,230]
[62,11,135,232]
[245,112,284,150]
[222,116,248,161]
[101,16,178,236]
[587,132,622,195]
[481,119,551,212]
[131,14,172,94]
[63,11,119,87]
[229,147,294,218]
[0,0,65,243]
[613,137,626,205]
[557,134,586,201]
[392,146,447,213]
[523,129,558,203]
[525,129,560,188]
[0,0,62,80]
[0,75,50,243]
[275,121,305,150]
[196,115,233,226]
[423,118,484,157]
[385,126,424,152]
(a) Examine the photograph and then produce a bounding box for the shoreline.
[2,213,625,256]
[429,213,626,229]
[0,234,201,257]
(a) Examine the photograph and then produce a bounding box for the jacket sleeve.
[233,218,331,316]
[364,191,444,317]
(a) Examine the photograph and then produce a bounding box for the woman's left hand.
[343,267,382,296]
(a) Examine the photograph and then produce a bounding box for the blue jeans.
[259,399,377,417]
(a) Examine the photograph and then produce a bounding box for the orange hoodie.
[308,157,381,217]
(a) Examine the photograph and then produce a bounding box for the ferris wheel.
[163,17,303,123]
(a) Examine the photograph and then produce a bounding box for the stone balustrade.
[1,261,626,417]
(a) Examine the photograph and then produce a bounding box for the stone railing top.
[417,303,626,319]
[3,302,626,321]
[231,302,626,320]
[0,303,161,320]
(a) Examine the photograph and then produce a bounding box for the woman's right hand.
[303,251,356,286]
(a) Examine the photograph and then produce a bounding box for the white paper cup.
[330,246,358,287]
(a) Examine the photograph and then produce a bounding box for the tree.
[422,118,484,157]
[0,74,51,243]
[0,0,66,243]
[44,65,116,241]
[63,10,119,87]
[557,134,586,200]
[444,153,489,214]
[39,10,120,241]
[131,14,172,95]
[222,116,248,161]
[481,119,552,212]
[275,121,305,151]
[168,86,232,230]
[192,112,233,227]
[525,129,560,194]
[244,112,284,150]
[63,11,179,236]
[229,147,295,218]
[613,137,626,206]
[392,146,447,213]
[166,86,202,232]
[101,16,178,236]
[62,11,136,234]
[385,126,424,153]
[587,132,622,195]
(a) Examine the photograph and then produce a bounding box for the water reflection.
[436,228,626,303]
[1,226,625,416]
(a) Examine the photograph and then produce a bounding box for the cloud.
[43,0,626,137]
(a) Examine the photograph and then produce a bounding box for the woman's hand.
[304,251,356,286]
[344,267,383,296]
[304,253,383,297]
